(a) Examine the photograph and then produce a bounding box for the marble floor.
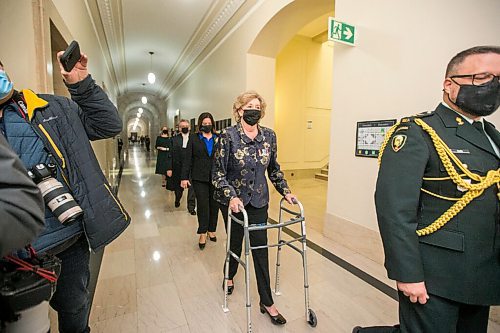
[76,145,499,332]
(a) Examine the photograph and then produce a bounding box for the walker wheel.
[307,309,317,327]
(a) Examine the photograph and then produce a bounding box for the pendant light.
[147,51,156,84]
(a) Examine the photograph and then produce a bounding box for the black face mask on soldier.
[242,109,261,126]
[200,125,212,133]
[181,127,189,134]
[453,78,500,117]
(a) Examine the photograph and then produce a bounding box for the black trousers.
[359,291,490,333]
[174,185,196,211]
[192,180,218,234]
[50,236,91,333]
[226,206,273,307]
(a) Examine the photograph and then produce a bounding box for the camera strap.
[10,91,28,120]
[3,246,58,283]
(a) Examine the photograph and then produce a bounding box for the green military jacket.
[376,103,500,305]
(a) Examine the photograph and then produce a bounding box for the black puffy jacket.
[21,75,130,251]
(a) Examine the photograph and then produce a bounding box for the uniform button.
[247,192,251,196]
[463,164,468,169]
[249,180,253,184]
[251,168,255,171]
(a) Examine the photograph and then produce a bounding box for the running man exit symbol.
[328,18,356,46]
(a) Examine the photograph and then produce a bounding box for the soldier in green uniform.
[354,46,500,333]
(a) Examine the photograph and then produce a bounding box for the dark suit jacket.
[376,103,500,305]
[181,133,216,182]
[166,134,189,188]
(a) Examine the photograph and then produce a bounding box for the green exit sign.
[328,18,356,46]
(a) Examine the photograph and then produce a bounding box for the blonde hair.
[232,91,267,123]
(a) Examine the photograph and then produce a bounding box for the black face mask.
[181,127,189,134]
[242,109,261,126]
[162,130,168,134]
[453,78,500,117]
[200,125,212,133]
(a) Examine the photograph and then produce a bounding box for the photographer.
[0,47,130,333]
[0,133,44,257]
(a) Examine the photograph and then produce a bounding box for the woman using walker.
[212,91,297,325]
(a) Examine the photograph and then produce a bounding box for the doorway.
[49,20,69,97]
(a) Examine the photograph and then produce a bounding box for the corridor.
[1,0,498,332]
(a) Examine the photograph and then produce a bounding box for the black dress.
[155,136,170,175]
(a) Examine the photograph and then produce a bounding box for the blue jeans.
[49,236,91,333]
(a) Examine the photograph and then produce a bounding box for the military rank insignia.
[391,134,407,152]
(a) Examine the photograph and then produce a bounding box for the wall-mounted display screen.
[355,119,396,158]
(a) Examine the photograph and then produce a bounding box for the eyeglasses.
[450,72,499,86]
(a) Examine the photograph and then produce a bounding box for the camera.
[0,254,61,330]
[28,163,83,224]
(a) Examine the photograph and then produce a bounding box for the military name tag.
[451,149,470,154]
[391,134,407,152]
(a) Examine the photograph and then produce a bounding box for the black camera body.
[0,254,61,323]
[28,162,56,182]
[28,163,83,224]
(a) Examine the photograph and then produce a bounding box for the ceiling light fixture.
[138,107,143,114]
[141,83,148,105]
[147,51,156,84]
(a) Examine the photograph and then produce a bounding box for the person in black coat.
[155,127,170,187]
[145,135,151,152]
[181,112,221,249]
[117,136,123,157]
[0,53,130,332]
[166,119,196,213]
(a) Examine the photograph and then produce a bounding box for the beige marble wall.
[323,213,385,265]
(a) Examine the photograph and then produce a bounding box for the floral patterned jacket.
[212,123,291,208]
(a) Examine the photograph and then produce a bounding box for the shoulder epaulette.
[400,111,434,123]
[414,110,434,118]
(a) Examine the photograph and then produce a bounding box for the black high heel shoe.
[199,234,206,250]
[259,303,286,325]
[208,233,217,242]
[222,280,234,295]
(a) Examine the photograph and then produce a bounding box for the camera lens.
[38,178,83,224]
[30,164,83,224]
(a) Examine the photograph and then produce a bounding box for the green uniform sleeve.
[375,121,430,283]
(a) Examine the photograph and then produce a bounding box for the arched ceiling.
[249,0,333,57]
[85,0,333,130]
[85,0,260,101]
